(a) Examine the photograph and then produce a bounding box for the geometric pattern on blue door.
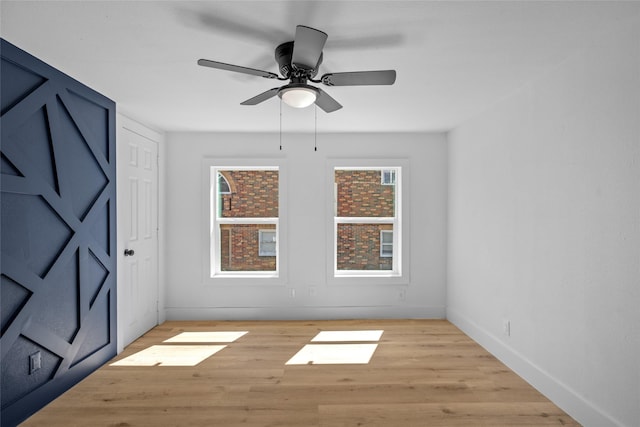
[1,38,117,426]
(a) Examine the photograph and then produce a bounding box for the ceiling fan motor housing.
[275,41,322,79]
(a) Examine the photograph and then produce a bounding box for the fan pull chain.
[314,105,318,152]
[279,99,283,151]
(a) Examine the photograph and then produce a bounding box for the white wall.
[447,18,640,427]
[164,131,447,320]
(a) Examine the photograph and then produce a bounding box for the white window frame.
[202,158,287,284]
[327,160,408,284]
[380,230,393,258]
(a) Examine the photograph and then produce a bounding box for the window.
[333,167,401,276]
[381,169,396,185]
[218,172,231,194]
[210,166,279,277]
[259,230,277,256]
[380,230,393,258]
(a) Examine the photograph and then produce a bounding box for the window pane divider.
[335,217,395,224]
[217,217,278,224]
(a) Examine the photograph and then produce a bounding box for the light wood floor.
[23,320,580,426]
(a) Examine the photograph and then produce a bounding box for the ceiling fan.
[198,25,396,113]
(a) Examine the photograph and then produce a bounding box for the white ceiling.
[1,1,638,133]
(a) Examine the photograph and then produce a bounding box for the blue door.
[1,39,117,426]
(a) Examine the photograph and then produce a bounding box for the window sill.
[327,273,409,287]
[212,272,279,279]
[207,274,285,287]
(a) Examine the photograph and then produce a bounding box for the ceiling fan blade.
[240,87,281,105]
[292,25,327,70]
[183,10,287,46]
[315,88,342,113]
[321,70,396,86]
[198,59,279,79]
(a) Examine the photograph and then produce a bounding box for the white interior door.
[117,122,159,349]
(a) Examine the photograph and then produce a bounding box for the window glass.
[334,168,400,276]
[212,167,279,275]
[335,169,395,218]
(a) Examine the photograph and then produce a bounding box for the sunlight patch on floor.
[163,331,248,343]
[286,344,379,365]
[311,330,384,342]
[110,345,226,367]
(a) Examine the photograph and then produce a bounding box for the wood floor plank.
[21,320,580,426]
[318,402,581,427]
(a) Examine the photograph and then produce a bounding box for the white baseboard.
[446,308,623,427]
[164,305,445,321]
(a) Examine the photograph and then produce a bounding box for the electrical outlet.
[503,320,511,337]
[289,288,296,298]
[398,289,406,301]
[29,351,41,374]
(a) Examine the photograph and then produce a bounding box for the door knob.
[124,249,135,256]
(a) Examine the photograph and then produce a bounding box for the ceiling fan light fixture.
[279,86,317,108]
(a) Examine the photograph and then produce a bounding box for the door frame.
[115,113,164,353]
